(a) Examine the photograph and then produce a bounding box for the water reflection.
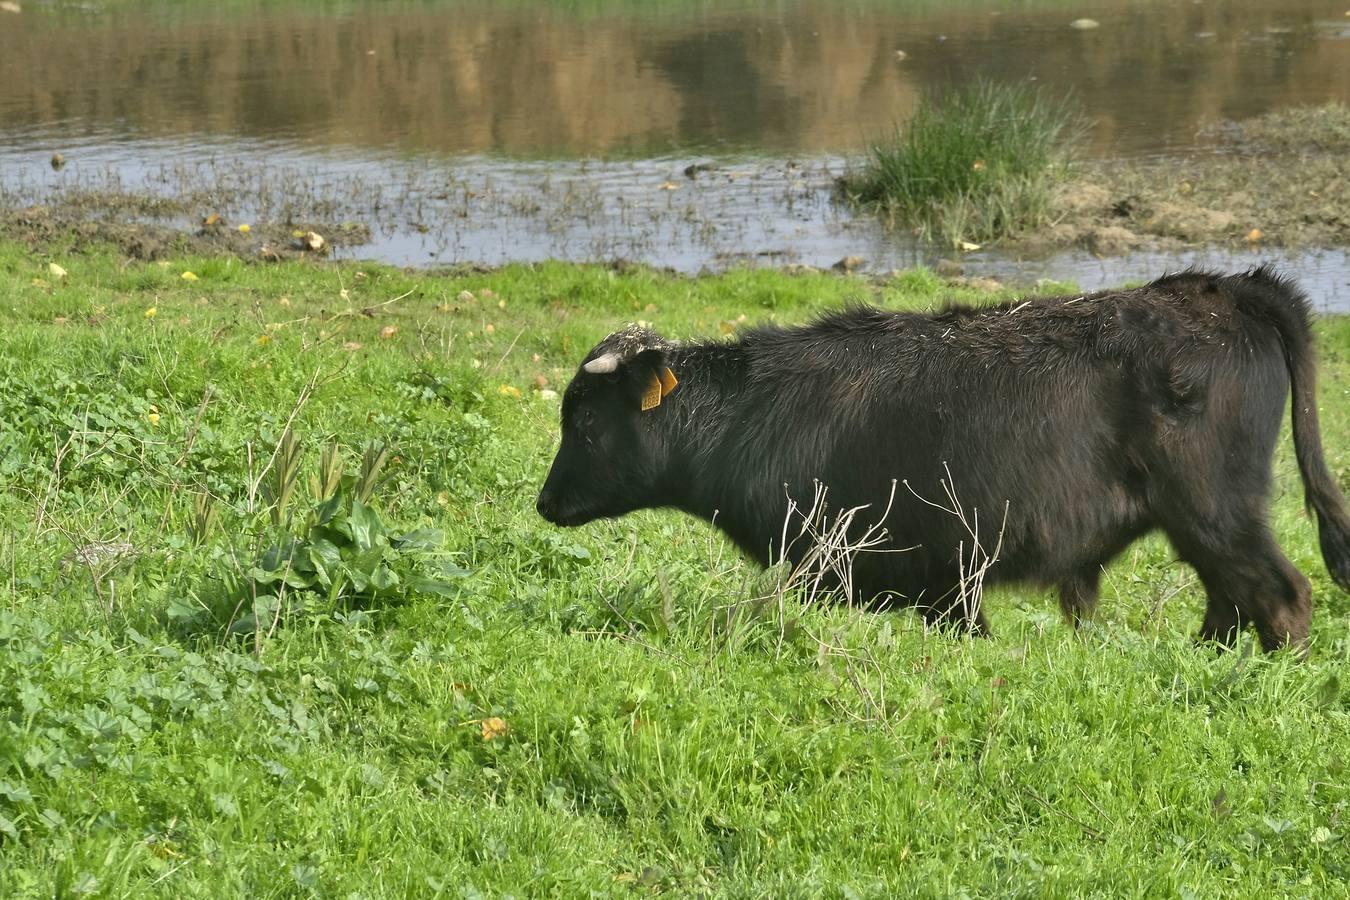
[2,0,1348,157]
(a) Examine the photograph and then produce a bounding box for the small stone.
[954,277,1003,294]
[1070,19,1100,30]
[1086,226,1141,256]
[833,255,865,272]
[893,50,908,61]
[49,151,65,170]
[935,258,964,278]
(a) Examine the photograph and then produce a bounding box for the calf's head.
[536,327,679,526]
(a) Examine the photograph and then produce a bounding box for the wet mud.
[1015,104,1350,256]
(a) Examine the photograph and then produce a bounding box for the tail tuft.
[1319,509,1350,592]
[1230,268,1350,592]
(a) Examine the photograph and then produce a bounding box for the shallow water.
[6,0,1349,158]
[2,0,1349,308]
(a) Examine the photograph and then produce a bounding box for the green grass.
[844,81,1086,249]
[0,243,1348,897]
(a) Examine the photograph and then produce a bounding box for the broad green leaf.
[313,491,343,526]
[344,564,370,593]
[392,528,443,551]
[308,538,342,587]
[0,782,34,804]
[348,498,384,551]
[407,575,462,598]
[370,564,400,592]
[248,566,312,590]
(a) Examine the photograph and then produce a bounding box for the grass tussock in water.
[845,81,1085,248]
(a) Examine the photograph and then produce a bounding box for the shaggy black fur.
[537,267,1350,652]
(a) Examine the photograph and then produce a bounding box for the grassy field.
[0,243,1348,897]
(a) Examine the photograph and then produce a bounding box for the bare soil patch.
[1013,103,1350,256]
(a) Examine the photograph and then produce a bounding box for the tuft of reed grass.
[844,80,1086,248]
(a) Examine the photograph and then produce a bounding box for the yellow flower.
[48,263,68,279]
[256,334,272,346]
[498,384,522,398]
[181,271,199,281]
[144,307,158,319]
[147,413,160,426]
[238,224,251,233]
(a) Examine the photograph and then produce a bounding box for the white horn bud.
[583,352,620,375]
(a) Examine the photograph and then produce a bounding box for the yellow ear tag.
[641,367,678,412]
[640,375,663,411]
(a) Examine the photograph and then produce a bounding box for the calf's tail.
[1247,266,1350,591]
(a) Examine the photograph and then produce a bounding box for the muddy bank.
[0,202,370,262]
[1011,104,1350,257]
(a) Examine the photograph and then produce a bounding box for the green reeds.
[846,81,1086,248]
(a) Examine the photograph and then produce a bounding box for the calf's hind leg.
[1167,524,1311,653]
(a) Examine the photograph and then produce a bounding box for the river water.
[2,0,1349,307]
